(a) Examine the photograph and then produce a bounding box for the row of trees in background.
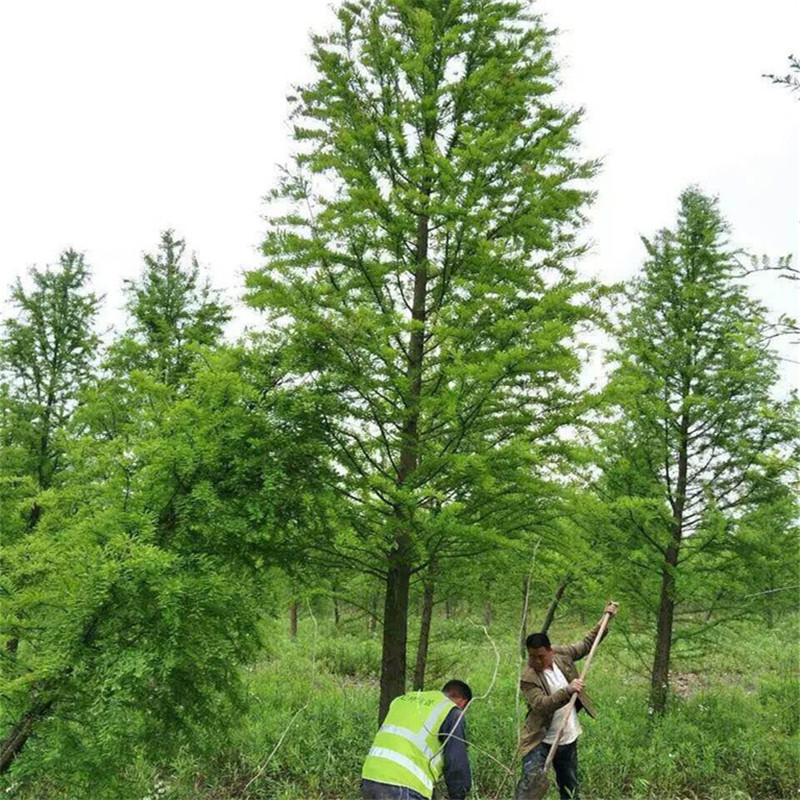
[1,0,797,791]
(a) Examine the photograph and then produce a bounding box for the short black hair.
[525,632,551,650]
[442,679,472,702]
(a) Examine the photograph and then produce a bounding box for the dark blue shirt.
[438,706,472,799]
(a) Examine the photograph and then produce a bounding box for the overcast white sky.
[1,0,797,386]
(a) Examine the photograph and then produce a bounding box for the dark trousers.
[361,779,426,800]
[520,740,580,799]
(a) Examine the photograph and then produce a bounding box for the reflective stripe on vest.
[380,725,435,759]
[366,747,435,794]
[362,692,456,799]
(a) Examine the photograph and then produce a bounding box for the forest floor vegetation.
[6,611,796,799]
[156,611,799,800]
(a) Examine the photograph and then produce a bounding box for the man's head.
[525,632,554,671]
[442,679,472,710]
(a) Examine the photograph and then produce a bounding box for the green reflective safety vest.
[362,691,457,799]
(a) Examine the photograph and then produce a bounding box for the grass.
[163,612,799,800]
[8,612,799,799]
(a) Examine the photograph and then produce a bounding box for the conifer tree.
[600,188,798,713]
[0,250,100,513]
[247,0,599,720]
[112,230,230,387]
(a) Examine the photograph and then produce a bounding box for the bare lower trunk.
[762,574,776,629]
[764,596,774,629]
[520,575,532,655]
[413,562,436,690]
[369,592,379,636]
[650,408,690,714]
[379,549,411,723]
[289,601,299,638]
[650,545,678,712]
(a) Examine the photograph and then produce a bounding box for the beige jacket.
[519,622,606,755]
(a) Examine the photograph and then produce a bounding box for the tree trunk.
[413,560,436,690]
[0,699,53,774]
[369,592,378,636]
[483,577,493,627]
[541,576,571,635]
[764,591,774,629]
[379,195,430,724]
[650,544,678,713]
[649,409,690,714]
[763,573,775,629]
[289,601,299,638]
[379,546,411,722]
[519,575,532,655]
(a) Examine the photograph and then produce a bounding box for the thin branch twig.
[243,599,320,795]
[242,703,310,795]
[427,620,501,774]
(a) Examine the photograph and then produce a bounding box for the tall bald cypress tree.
[600,188,798,714]
[247,0,598,721]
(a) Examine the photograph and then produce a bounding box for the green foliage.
[318,635,382,679]
[36,613,793,800]
[1,8,796,800]
[0,249,100,495]
[109,230,230,388]
[246,0,605,709]
[0,347,330,794]
[727,487,800,625]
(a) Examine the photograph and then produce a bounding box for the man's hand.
[605,601,619,618]
[568,677,584,695]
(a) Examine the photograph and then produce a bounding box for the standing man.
[362,679,473,800]
[516,602,618,799]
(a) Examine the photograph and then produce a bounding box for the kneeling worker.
[362,679,473,800]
